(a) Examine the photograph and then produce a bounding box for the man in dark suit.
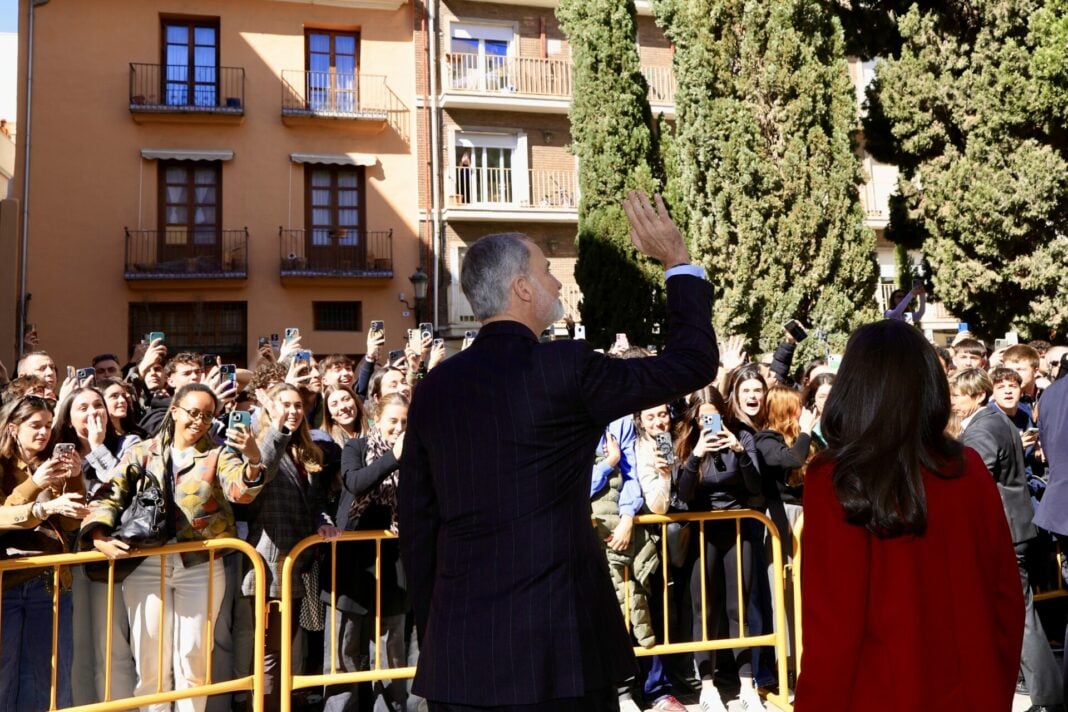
[398,192,717,711]
[953,369,1064,712]
[1035,370,1068,705]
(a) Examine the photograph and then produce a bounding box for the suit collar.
[476,320,538,343]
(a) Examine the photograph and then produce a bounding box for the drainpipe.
[18,0,50,357]
[427,0,443,331]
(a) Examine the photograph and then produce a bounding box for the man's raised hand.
[622,191,690,268]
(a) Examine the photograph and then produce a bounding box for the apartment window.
[305,165,366,270]
[158,161,221,263]
[162,19,219,107]
[306,30,359,113]
[313,301,362,332]
[129,301,247,366]
[454,132,528,206]
[449,24,513,92]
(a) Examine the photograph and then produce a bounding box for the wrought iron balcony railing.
[124,228,248,279]
[279,228,394,277]
[281,71,392,120]
[129,63,245,114]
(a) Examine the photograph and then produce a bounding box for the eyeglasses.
[174,405,212,423]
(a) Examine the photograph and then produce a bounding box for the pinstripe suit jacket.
[399,273,717,705]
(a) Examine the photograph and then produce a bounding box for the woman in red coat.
[795,320,1024,712]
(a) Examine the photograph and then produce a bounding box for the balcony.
[281,71,392,129]
[441,53,675,116]
[279,228,394,285]
[129,64,245,124]
[444,168,578,223]
[124,228,248,285]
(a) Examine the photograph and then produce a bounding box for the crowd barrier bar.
[279,530,415,712]
[625,510,792,711]
[0,537,266,712]
[791,515,803,680]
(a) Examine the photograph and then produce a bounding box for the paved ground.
[625,687,1036,710]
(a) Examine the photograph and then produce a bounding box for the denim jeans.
[0,575,73,711]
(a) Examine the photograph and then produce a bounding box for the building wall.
[14,0,420,368]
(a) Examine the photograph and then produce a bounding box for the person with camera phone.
[0,394,90,710]
[53,385,143,704]
[675,387,764,712]
[79,383,285,712]
[241,383,337,711]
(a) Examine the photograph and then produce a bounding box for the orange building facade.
[12,0,420,368]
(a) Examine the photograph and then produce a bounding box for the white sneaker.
[739,686,766,711]
[698,687,729,712]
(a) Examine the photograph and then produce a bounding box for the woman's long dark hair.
[53,386,120,456]
[820,320,963,537]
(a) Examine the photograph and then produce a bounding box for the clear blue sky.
[0,0,16,34]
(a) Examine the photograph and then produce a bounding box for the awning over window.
[140,149,235,162]
[289,152,378,167]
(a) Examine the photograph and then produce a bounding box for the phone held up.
[653,431,675,466]
[700,413,722,435]
[783,319,808,343]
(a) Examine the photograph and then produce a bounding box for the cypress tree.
[654,0,878,357]
[858,0,1068,339]
[557,0,667,347]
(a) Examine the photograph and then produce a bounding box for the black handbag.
[113,462,170,548]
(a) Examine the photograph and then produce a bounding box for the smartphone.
[958,322,969,333]
[370,320,385,336]
[574,324,586,340]
[828,354,843,372]
[419,322,434,340]
[462,330,477,350]
[270,333,281,350]
[1005,331,1019,346]
[615,333,630,350]
[284,327,300,342]
[257,336,268,348]
[147,331,165,344]
[54,442,76,458]
[66,365,75,379]
[433,338,445,349]
[540,328,553,344]
[220,364,237,383]
[293,351,312,364]
[653,431,675,466]
[994,338,1008,351]
[387,349,406,364]
[228,410,251,430]
[76,367,95,381]
[202,354,217,369]
[407,328,421,351]
[912,278,924,290]
[784,319,808,342]
[700,413,722,434]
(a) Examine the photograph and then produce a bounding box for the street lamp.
[407,267,429,324]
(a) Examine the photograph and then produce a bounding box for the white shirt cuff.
[665,264,706,281]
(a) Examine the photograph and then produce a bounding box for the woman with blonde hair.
[243,382,338,711]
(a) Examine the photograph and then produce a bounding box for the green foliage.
[557,0,667,347]
[861,0,1068,339]
[654,0,878,359]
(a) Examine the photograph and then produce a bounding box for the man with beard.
[399,191,718,711]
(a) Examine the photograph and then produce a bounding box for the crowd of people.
[0,290,1066,712]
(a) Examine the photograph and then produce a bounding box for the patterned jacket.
[79,432,284,566]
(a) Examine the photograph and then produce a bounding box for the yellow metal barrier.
[791,515,803,681]
[0,537,266,712]
[281,514,796,711]
[279,530,415,712]
[625,510,793,712]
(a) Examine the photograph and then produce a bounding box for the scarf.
[348,426,399,533]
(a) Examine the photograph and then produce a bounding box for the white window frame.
[451,129,529,206]
[448,21,517,92]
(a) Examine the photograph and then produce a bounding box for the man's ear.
[512,273,533,304]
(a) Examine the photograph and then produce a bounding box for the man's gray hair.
[460,233,531,320]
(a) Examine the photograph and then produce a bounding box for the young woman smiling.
[0,395,89,710]
[322,392,410,712]
[80,383,274,712]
